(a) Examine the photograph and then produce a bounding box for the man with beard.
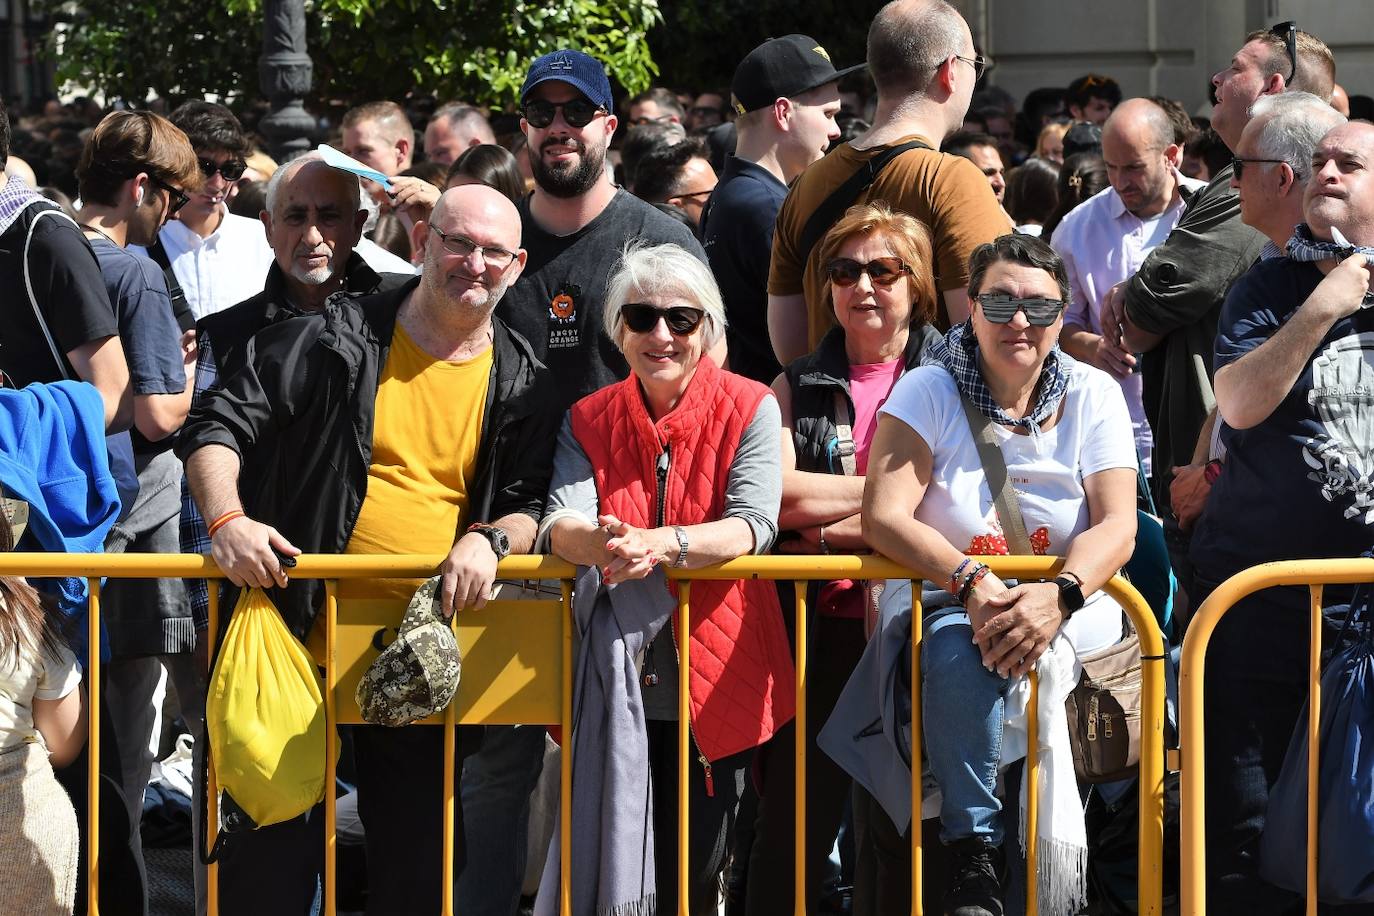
[178,184,557,911]
[495,49,705,411]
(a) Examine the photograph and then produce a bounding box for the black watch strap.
[1055,574,1086,615]
[467,523,510,560]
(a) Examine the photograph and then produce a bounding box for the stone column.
[257,0,315,162]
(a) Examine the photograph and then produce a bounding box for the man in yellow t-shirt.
[179,184,558,912]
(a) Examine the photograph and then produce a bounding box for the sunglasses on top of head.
[975,293,1065,327]
[1270,20,1298,84]
[522,98,606,130]
[620,303,705,335]
[826,256,912,288]
[197,157,246,181]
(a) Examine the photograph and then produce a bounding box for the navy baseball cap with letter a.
[731,34,865,115]
[521,49,615,112]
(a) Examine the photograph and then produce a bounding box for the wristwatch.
[672,525,689,568]
[1054,573,1086,617]
[466,523,511,560]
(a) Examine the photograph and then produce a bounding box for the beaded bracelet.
[948,558,973,595]
[207,509,245,538]
[958,564,991,606]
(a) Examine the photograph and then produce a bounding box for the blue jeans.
[922,612,1010,846]
[456,724,548,916]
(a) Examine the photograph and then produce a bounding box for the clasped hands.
[966,574,1067,679]
[595,514,670,584]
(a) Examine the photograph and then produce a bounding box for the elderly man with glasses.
[179,184,558,912]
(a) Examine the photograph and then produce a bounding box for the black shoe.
[942,838,1005,916]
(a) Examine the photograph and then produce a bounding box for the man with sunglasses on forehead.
[179,184,557,911]
[495,50,706,417]
[148,101,275,321]
[1099,24,1333,565]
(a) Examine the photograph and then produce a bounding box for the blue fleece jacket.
[0,381,120,659]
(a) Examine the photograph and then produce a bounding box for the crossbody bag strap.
[831,390,857,476]
[797,139,930,267]
[957,393,1033,555]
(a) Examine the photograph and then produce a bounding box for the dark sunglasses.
[1270,20,1298,84]
[620,303,705,335]
[976,293,1065,327]
[150,176,190,215]
[826,256,912,288]
[1232,156,1287,180]
[197,157,246,181]
[522,98,605,130]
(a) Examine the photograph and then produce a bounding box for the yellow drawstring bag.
[206,588,327,829]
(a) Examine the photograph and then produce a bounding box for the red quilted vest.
[569,358,796,762]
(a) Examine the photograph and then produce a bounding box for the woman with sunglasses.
[855,234,1138,915]
[541,242,793,916]
[743,202,941,915]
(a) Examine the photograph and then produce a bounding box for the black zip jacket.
[175,276,559,639]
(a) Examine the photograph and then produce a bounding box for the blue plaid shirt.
[181,331,219,631]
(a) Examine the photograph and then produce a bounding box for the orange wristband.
[207,509,245,538]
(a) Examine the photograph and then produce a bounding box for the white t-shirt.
[0,638,81,752]
[881,362,1138,654]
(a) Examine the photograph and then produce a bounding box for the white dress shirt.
[1049,172,1206,474]
[157,208,276,320]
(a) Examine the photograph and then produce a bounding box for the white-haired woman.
[540,242,794,916]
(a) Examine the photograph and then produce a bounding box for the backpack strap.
[831,390,857,476]
[147,235,196,332]
[23,205,79,381]
[797,139,931,267]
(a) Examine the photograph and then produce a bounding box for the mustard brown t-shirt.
[768,135,1011,343]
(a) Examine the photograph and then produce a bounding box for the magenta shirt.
[848,356,906,474]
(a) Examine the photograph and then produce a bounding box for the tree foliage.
[38,0,662,109]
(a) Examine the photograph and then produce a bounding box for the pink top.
[849,357,906,474]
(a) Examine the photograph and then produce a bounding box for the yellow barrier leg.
[443,660,456,916]
[677,581,692,916]
[910,580,923,916]
[1306,586,1322,916]
[1025,671,1039,916]
[794,580,807,916]
[207,584,220,916]
[88,578,101,916]
[560,579,574,916]
[325,581,338,916]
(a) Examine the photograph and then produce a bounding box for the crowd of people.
[0,0,1372,914]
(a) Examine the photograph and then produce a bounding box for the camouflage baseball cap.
[356,576,462,727]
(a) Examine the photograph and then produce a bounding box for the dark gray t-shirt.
[497,189,706,409]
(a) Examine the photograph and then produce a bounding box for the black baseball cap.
[730,35,866,115]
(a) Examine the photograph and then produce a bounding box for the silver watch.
[672,525,689,567]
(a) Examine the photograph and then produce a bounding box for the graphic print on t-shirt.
[1303,331,1374,524]
[965,520,1051,556]
[547,282,582,352]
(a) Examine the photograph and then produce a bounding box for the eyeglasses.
[953,53,991,81]
[149,176,190,215]
[197,156,246,182]
[975,293,1065,327]
[826,257,912,288]
[674,188,715,202]
[428,226,518,268]
[629,114,675,127]
[620,303,705,335]
[1232,156,1287,180]
[1270,20,1298,84]
[522,98,606,130]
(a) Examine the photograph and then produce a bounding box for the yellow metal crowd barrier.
[1179,556,1374,916]
[0,552,1166,916]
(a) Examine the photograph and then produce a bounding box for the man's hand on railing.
[210,515,301,589]
[439,532,501,617]
[975,582,1064,679]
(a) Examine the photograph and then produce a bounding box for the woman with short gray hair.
[538,242,792,916]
